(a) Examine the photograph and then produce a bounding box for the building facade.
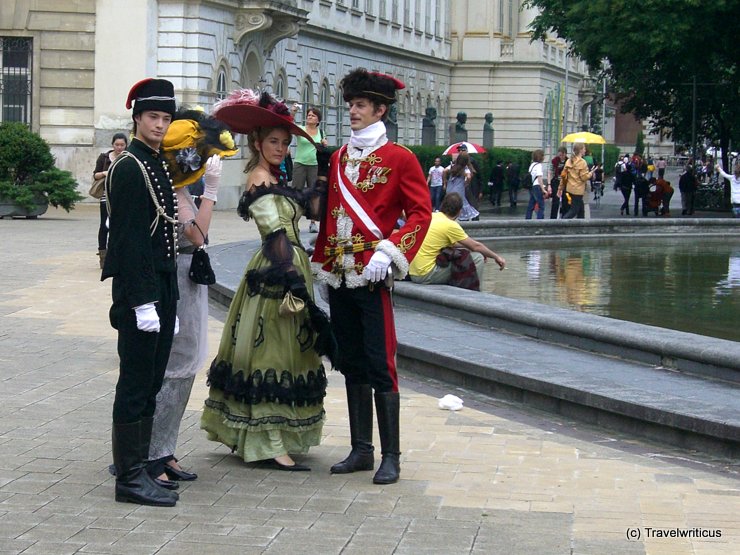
[2,0,610,207]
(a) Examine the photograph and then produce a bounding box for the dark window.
[1,37,33,124]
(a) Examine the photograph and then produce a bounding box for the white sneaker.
[309,222,318,233]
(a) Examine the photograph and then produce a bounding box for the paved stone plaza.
[1,202,738,555]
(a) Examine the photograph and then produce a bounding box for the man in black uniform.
[102,78,179,506]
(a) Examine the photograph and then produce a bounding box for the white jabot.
[349,121,388,149]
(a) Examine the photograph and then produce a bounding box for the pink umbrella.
[442,141,487,155]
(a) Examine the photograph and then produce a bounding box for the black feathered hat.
[340,68,405,104]
[126,78,177,116]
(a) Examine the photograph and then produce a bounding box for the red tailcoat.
[312,142,431,287]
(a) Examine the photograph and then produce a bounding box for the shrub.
[0,122,83,212]
[404,144,533,190]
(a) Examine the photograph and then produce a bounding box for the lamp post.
[601,77,606,165]
[563,52,569,135]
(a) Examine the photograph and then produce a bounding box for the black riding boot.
[331,384,375,474]
[112,421,177,506]
[373,391,400,485]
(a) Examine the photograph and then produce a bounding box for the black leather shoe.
[164,465,198,481]
[330,449,374,474]
[154,477,179,490]
[270,459,311,472]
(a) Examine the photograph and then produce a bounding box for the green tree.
[524,0,740,205]
[635,131,645,156]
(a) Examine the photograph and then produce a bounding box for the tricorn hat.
[126,78,177,116]
[162,108,239,188]
[212,89,314,143]
[341,69,405,104]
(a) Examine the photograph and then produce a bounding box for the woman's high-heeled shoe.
[164,465,198,481]
[268,459,311,472]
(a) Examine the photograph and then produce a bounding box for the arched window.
[301,78,313,115]
[404,92,411,144]
[319,80,330,136]
[215,67,228,101]
[274,72,285,100]
[336,85,346,143]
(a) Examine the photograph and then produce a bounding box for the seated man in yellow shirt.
[409,192,506,287]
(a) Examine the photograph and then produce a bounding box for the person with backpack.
[525,149,546,219]
[618,155,633,215]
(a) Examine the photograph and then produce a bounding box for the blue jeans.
[525,186,545,219]
[430,186,444,211]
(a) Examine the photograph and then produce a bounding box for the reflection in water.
[714,251,740,299]
[482,237,740,342]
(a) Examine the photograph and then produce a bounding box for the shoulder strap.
[106,151,178,237]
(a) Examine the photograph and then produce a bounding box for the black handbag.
[188,221,215,285]
[189,247,215,285]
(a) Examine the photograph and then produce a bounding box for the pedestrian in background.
[506,159,520,207]
[92,132,128,269]
[679,164,697,215]
[525,149,546,220]
[549,147,567,219]
[560,142,594,219]
[427,156,445,211]
[656,156,667,179]
[444,152,479,221]
[489,160,504,207]
[618,155,633,215]
[290,104,328,233]
[715,162,740,217]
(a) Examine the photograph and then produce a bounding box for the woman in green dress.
[202,90,335,470]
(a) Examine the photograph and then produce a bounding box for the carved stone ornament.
[233,4,308,52]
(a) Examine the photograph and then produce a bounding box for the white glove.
[134,303,160,333]
[202,155,222,202]
[362,250,392,283]
[174,315,180,335]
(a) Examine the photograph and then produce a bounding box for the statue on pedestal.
[483,112,494,149]
[386,103,398,142]
[450,111,467,142]
[421,106,437,146]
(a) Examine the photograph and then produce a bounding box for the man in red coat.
[312,68,431,484]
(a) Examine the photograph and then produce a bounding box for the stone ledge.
[393,282,740,383]
[461,217,740,239]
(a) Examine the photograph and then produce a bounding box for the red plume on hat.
[212,89,315,143]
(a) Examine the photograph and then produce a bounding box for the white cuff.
[375,239,409,280]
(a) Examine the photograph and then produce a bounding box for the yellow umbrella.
[561,131,606,144]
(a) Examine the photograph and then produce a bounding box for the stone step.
[392,302,740,458]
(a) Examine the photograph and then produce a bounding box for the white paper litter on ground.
[438,394,463,411]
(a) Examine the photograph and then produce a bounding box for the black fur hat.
[340,68,405,104]
[126,78,176,116]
